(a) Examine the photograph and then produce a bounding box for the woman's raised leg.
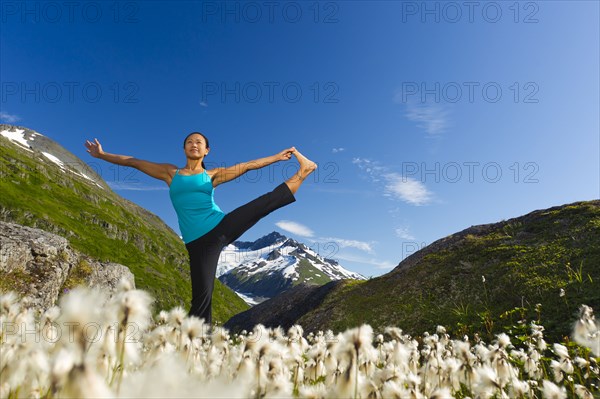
[213,148,316,246]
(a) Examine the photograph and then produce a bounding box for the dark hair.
[183,132,209,169]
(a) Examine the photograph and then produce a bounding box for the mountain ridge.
[217,231,365,304]
[225,200,600,340]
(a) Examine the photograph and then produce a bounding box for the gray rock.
[0,221,135,311]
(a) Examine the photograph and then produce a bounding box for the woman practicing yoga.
[85,132,316,325]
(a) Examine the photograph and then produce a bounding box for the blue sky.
[1,1,598,277]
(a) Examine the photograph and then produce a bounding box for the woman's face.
[184,134,209,160]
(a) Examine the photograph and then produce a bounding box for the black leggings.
[184,182,296,324]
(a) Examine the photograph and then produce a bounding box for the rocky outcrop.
[0,221,134,310]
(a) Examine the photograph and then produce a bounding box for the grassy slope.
[298,201,600,341]
[0,136,248,322]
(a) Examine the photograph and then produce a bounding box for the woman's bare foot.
[293,148,317,178]
[285,149,317,194]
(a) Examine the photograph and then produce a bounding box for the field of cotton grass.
[1,281,599,399]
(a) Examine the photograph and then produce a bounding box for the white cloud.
[319,237,373,253]
[0,112,20,123]
[384,173,432,206]
[199,101,208,107]
[352,158,387,183]
[353,158,433,206]
[394,226,415,240]
[275,220,315,237]
[393,92,449,136]
[404,102,448,135]
[332,147,345,153]
[276,220,373,254]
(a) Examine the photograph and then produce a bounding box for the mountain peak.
[0,124,108,190]
[233,231,288,250]
[219,230,365,305]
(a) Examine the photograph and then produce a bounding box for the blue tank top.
[169,169,225,243]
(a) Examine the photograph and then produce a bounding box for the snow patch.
[1,129,32,151]
[282,263,299,279]
[235,291,261,306]
[42,151,65,169]
[40,151,104,189]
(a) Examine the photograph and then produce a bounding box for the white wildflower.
[0,291,19,315]
[156,310,169,324]
[109,288,153,332]
[56,288,107,356]
[264,371,294,398]
[574,357,589,368]
[167,307,187,327]
[384,326,404,341]
[51,348,77,388]
[381,380,403,398]
[429,386,453,399]
[538,337,548,352]
[551,359,563,382]
[553,343,569,359]
[560,358,574,374]
[298,382,328,399]
[1,286,599,399]
[342,324,374,354]
[496,333,511,349]
[181,317,205,346]
[574,383,594,399]
[61,364,113,399]
[495,356,516,387]
[542,379,567,399]
[473,365,500,398]
[573,305,600,356]
[510,378,531,397]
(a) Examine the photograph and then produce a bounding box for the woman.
[85,132,316,325]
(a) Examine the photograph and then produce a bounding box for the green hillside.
[0,129,248,322]
[294,258,332,286]
[296,201,600,341]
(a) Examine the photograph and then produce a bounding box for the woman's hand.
[275,147,295,161]
[85,138,104,158]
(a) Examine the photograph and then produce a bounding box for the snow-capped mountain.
[217,232,365,305]
[0,125,107,190]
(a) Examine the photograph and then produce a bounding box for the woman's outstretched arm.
[85,138,176,184]
[210,147,295,187]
